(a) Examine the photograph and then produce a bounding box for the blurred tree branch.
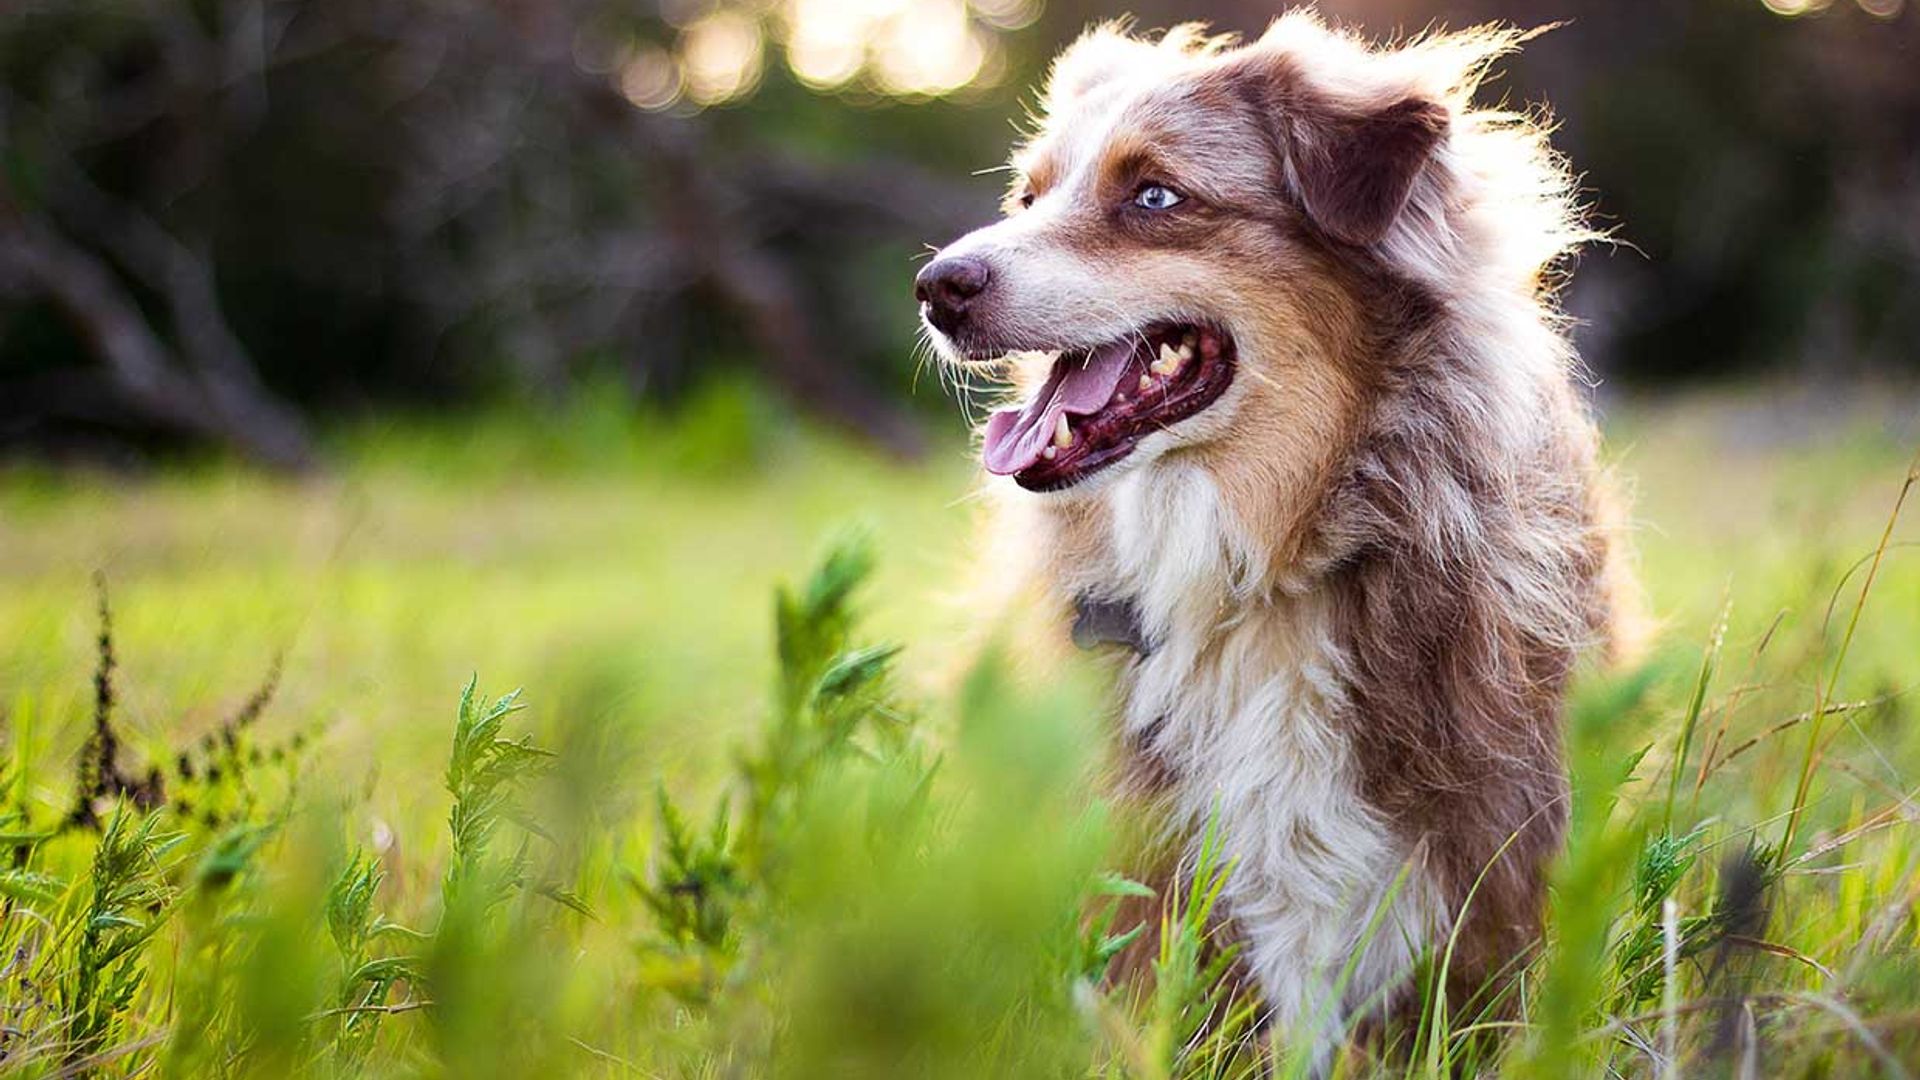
[0,209,314,468]
[1,0,1001,464]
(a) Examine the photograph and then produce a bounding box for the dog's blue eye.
[1134,184,1183,211]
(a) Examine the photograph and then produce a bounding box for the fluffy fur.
[925,11,1638,1062]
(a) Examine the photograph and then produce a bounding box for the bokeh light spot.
[873,0,985,96]
[771,0,1007,99]
[618,45,684,111]
[682,11,766,106]
[972,0,1040,30]
[786,0,867,88]
[1759,0,1835,14]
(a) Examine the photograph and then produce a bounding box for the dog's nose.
[914,255,991,335]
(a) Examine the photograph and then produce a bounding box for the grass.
[0,379,1915,1076]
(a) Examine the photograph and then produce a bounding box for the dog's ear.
[1045,24,1143,107]
[1045,23,1221,114]
[1283,93,1449,247]
[1231,46,1450,247]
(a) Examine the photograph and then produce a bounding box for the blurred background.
[1,0,1916,468]
[3,0,1918,801]
[1,9,1917,1073]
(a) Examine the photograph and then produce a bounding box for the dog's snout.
[914,255,991,335]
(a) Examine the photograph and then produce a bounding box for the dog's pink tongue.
[982,345,1135,475]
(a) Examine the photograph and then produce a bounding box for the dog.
[914,11,1637,1063]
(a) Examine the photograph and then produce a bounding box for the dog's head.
[917,16,1553,518]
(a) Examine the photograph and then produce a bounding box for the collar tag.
[1072,595,1152,657]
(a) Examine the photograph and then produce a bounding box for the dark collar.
[1072,594,1152,657]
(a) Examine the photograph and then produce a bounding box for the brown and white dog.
[915,11,1633,1061]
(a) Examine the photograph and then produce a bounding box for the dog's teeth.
[1139,374,1154,391]
[1177,344,1194,362]
[1053,415,1074,448]
[1042,445,1058,460]
[1182,330,1198,347]
[1153,343,1184,375]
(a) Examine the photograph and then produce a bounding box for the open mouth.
[981,322,1237,491]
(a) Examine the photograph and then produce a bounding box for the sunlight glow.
[1759,0,1835,14]
[786,0,870,88]
[783,0,1006,99]
[682,10,765,106]
[872,0,987,96]
[610,0,1021,111]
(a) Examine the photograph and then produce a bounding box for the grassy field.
[0,381,1917,1076]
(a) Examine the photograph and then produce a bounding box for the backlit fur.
[928,11,1638,1062]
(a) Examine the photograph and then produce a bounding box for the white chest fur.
[1087,463,1447,1048]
